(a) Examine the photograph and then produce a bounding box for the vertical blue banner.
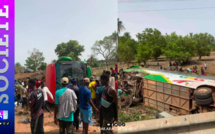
[0,0,14,133]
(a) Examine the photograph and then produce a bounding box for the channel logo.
[0,111,8,120]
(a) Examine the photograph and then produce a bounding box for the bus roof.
[123,68,215,89]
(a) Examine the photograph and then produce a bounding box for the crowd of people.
[15,64,120,134]
[155,61,208,76]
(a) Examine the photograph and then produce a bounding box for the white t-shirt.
[22,86,28,98]
[39,86,53,101]
[109,77,115,89]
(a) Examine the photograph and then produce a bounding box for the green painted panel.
[144,74,169,83]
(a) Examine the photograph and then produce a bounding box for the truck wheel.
[195,97,213,105]
[194,87,212,99]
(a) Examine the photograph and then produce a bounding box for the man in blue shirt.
[54,77,77,134]
[79,78,98,134]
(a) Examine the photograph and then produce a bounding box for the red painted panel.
[45,63,56,104]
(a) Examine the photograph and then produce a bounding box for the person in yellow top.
[89,76,96,118]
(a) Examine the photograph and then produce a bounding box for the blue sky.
[15,0,117,66]
[118,0,215,39]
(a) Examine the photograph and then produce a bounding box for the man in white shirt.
[105,71,115,89]
[204,62,207,70]
[22,81,28,113]
[39,80,54,116]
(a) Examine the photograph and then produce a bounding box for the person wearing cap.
[39,80,54,117]
[79,78,98,134]
[28,79,44,134]
[89,76,97,118]
[54,77,77,134]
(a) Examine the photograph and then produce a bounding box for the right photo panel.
[117,0,215,133]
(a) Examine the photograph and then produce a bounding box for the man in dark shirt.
[28,79,44,134]
[70,79,80,131]
[100,74,118,134]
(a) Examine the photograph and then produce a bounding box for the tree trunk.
[199,56,202,60]
[105,59,108,67]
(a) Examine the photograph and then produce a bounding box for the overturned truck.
[119,67,215,115]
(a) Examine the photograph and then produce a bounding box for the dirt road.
[15,106,100,134]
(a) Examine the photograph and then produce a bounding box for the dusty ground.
[15,105,100,134]
[15,72,43,81]
[118,52,215,77]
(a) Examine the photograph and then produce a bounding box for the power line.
[119,7,215,12]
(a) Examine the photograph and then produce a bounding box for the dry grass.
[118,103,160,123]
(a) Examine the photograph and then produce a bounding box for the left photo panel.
[15,0,117,134]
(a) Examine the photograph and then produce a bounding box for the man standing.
[110,68,115,76]
[100,74,118,134]
[89,76,96,118]
[15,82,25,107]
[105,71,115,89]
[70,79,80,131]
[22,81,28,113]
[100,75,118,134]
[79,78,98,134]
[115,64,118,74]
[28,79,44,134]
[204,62,207,70]
[39,80,54,117]
[54,77,77,134]
[201,67,205,75]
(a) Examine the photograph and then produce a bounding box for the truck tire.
[194,87,212,99]
[195,97,213,105]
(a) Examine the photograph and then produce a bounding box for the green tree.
[87,55,99,67]
[55,40,85,61]
[118,35,137,66]
[164,33,196,64]
[193,33,215,60]
[111,31,118,43]
[15,62,25,73]
[123,32,131,38]
[52,59,57,63]
[38,62,47,70]
[118,18,125,34]
[136,28,166,61]
[91,36,116,65]
[136,44,152,65]
[25,48,45,71]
